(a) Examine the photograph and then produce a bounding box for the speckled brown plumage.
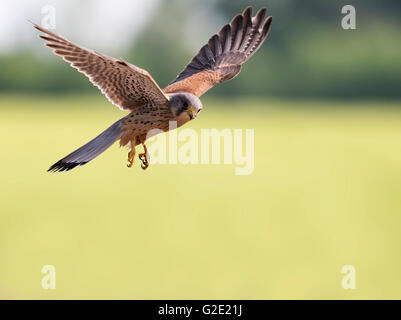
[119,103,174,147]
[34,24,168,111]
[36,6,272,172]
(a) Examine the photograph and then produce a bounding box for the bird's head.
[168,92,203,122]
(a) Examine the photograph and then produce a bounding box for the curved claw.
[139,154,149,170]
[139,143,150,170]
[140,157,149,170]
[127,147,135,168]
[127,158,134,168]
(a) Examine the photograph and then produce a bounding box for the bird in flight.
[35,6,272,172]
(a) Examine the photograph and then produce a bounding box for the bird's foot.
[127,146,136,168]
[139,143,149,170]
[138,153,149,170]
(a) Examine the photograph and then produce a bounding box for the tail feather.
[48,118,124,172]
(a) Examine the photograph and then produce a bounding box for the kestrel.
[35,6,272,172]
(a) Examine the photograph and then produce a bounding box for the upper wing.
[34,24,169,111]
[163,7,272,97]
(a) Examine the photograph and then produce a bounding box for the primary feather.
[163,6,272,97]
[34,24,168,111]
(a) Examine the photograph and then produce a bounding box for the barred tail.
[48,118,124,172]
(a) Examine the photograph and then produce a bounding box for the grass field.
[1,94,401,299]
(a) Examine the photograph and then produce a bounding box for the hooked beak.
[187,108,197,120]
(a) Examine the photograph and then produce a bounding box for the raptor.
[35,6,272,172]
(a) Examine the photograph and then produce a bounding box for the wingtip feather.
[262,16,273,39]
[243,6,253,17]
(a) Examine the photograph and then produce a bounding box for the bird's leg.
[127,141,136,168]
[138,143,150,170]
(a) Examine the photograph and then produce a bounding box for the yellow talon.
[127,144,136,168]
[139,143,149,170]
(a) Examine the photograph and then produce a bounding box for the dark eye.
[183,102,189,110]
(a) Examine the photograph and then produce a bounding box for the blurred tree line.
[0,0,400,99]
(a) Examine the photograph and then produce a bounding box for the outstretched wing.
[34,24,169,111]
[163,7,272,97]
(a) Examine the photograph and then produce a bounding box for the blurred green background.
[1,0,401,299]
